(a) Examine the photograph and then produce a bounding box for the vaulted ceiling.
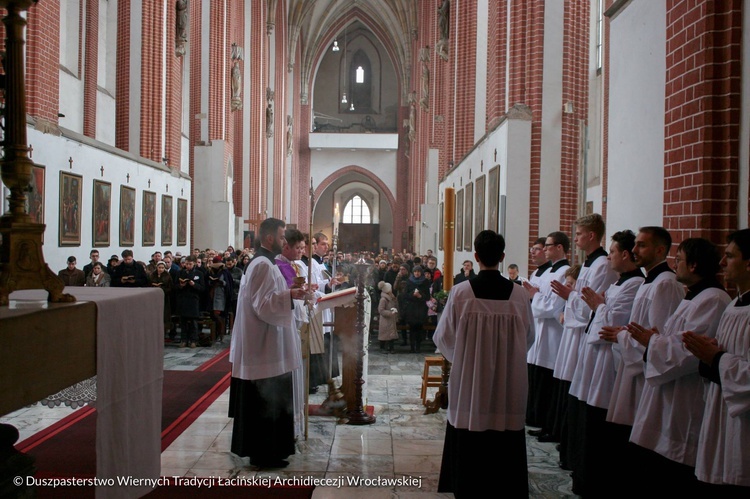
[287,0,418,103]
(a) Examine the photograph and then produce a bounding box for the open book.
[316,287,357,311]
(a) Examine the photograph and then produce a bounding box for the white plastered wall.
[606,1,666,237]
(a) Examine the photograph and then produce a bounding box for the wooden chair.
[421,355,444,405]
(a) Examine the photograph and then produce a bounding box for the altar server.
[629,238,729,495]
[524,232,569,433]
[684,228,750,496]
[435,230,533,498]
[569,230,644,495]
[228,218,308,468]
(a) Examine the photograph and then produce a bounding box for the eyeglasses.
[544,243,557,248]
[674,257,683,265]
[529,247,543,253]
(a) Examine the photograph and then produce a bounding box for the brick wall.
[82,0,98,138]
[115,0,130,151]
[139,0,164,163]
[663,0,742,245]
[486,0,508,130]
[26,1,61,126]
[508,0,545,265]
[559,0,590,233]
[451,0,477,161]
[232,0,245,217]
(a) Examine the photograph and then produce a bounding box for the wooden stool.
[421,356,444,405]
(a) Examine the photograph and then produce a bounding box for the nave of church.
[1,340,575,497]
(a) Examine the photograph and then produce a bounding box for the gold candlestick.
[0,0,74,306]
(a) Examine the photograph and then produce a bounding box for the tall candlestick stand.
[345,261,375,424]
[0,0,74,306]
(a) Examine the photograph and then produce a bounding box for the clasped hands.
[596,322,657,346]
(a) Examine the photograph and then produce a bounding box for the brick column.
[232,0,245,216]
[559,0,590,232]
[663,0,742,244]
[25,1,60,126]
[508,0,545,263]
[451,0,477,161]
[140,1,164,163]
[165,0,182,171]
[115,0,131,151]
[486,0,508,130]
[82,0,98,138]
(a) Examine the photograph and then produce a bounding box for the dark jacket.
[111,261,148,287]
[175,268,205,318]
[402,276,430,326]
[454,269,477,284]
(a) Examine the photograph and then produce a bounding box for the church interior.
[1,0,749,497]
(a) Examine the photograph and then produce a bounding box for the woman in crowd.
[377,281,399,353]
[85,262,111,287]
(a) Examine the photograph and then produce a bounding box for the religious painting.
[455,188,463,251]
[161,195,173,246]
[177,198,187,246]
[119,186,136,247]
[59,172,82,246]
[27,164,45,224]
[438,201,444,251]
[142,191,156,246]
[464,182,473,251]
[92,180,111,247]
[488,165,500,233]
[475,175,486,234]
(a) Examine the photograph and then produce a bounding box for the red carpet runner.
[15,350,314,497]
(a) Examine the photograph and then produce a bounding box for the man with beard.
[599,226,684,496]
[229,218,309,468]
[629,238,729,495]
[685,229,750,496]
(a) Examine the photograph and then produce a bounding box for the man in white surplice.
[228,218,309,469]
[435,230,534,498]
[684,228,750,496]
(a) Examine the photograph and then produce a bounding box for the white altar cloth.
[11,287,164,499]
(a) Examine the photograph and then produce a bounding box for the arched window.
[343,195,371,224]
[349,49,372,113]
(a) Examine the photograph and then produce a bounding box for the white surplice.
[528,261,569,369]
[569,272,643,407]
[606,266,684,426]
[434,281,533,431]
[696,301,750,486]
[554,251,617,382]
[230,256,301,381]
[630,286,730,466]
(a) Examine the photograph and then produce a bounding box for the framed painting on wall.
[119,186,136,247]
[161,195,173,246]
[455,189,463,251]
[59,171,82,246]
[464,182,473,251]
[92,180,111,247]
[488,165,500,233]
[27,164,45,224]
[474,175,485,234]
[142,191,156,246]
[177,198,187,246]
